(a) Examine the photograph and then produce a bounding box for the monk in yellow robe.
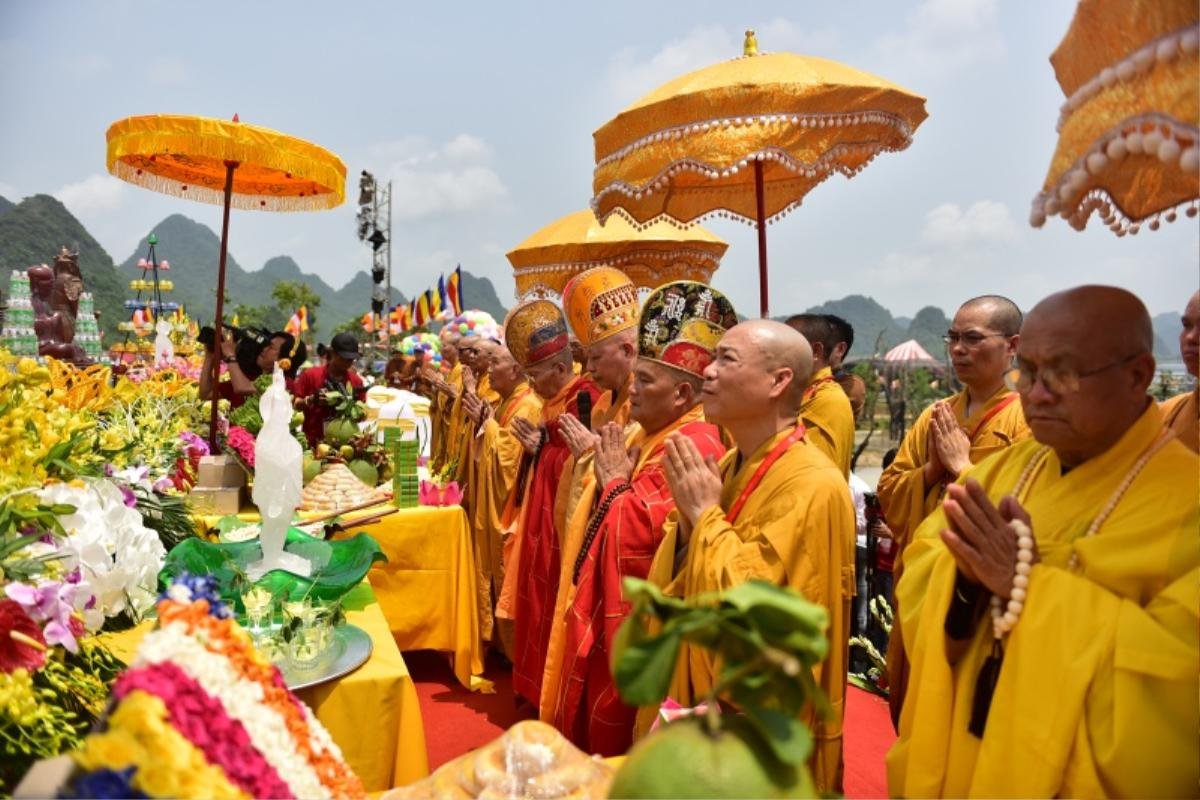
[659,320,855,794]
[453,336,502,494]
[826,313,868,422]
[1160,290,1198,452]
[786,313,856,476]
[463,342,542,649]
[429,326,462,470]
[878,295,1030,724]
[541,281,737,754]
[887,286,1199,798]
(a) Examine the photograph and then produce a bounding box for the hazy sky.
[1,0,1196,317]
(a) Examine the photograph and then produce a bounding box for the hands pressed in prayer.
[462,367,477,395]
[593,423,638,488]
[511,416,543,455]
[462,392,483,424]
[940,479,1038,599]
[662,433,722,528]
[930,401,973,479]
[558,412,599,461]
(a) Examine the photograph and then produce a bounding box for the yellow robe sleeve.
[799,368,856,477]
[876,402,937,553]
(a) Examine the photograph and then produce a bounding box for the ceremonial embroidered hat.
[638,281,738,377]
[503,299,571,368]
[561,266,640,347]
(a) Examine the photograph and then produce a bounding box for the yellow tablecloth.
[99,580,429,791]
[346,505,489,692]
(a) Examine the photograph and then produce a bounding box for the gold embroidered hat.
[503,299,570,368]
[561,266,639,347]
[638,281,739,377]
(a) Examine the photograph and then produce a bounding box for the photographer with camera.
[198,324,293,409]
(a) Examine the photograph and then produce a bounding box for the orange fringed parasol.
[1030,1,1199,235]
[591,32,927,317]
[106,113,346,448]
[506,210,727,300]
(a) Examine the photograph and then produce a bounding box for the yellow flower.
[135,763,183,798]
[76,731,143,771]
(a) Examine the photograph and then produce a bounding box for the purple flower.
[5,580,84,653]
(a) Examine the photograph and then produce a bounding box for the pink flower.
[5,581,84,653]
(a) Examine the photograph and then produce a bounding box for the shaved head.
[747,320,815,407]
[702,320,813,433]
[1017,285,1156,466]
[960,295,1023,337]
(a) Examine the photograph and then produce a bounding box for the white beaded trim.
[1029,112,1199,235]
[1056,25,1199,133]
[594,110,912,171]
[592,139,902,229]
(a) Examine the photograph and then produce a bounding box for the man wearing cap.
[292,331,366,448]
[464,339,543,653]
[657,319,855,792]
[541,281,736,756]
[494,300,602,708]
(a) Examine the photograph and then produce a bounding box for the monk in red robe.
[500,299,602,707]
[546,282,737,755]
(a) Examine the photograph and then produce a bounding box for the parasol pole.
[208,160,238,452]
[754,159,769,318]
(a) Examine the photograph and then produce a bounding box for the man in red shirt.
[292,332,366,447]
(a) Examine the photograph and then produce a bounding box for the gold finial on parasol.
[744,30,759,57]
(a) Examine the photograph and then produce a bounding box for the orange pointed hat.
[561,266,639,347]
[638,281,739,377]
[503,299,570,368]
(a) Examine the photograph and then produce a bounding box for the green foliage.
[232,303,285,331]
[612,578,829,768]
[905,367,952,418]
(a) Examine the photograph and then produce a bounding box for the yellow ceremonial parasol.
[506,209,727,300]
[1030,0,1199,236]
[106,113,346,448]
[591,31,927,317]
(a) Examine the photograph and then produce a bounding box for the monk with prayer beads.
[658,319,855,793]
[887,286,1199,798]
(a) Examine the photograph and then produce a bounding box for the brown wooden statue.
[31,247,90,364]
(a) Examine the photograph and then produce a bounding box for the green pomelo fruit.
[302,457,322,485]
[347,459,379,487]
[608,715,815,799]
[325,418,359,445]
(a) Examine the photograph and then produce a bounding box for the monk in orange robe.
[545,281,737,756]
[498,300,602,707]
[1161,290,1198,452]
[877,294,1030,725]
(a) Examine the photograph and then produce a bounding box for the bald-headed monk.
[464,341,543,652]
[879,295,1031,723]
[451,334,502,489]
[887,286,1199,798]
[786,313,856,477]
[1160,290,1198,452]
[656,320,855,793]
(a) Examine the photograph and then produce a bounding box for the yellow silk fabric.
[471,385,543,642]
[887,403,1200,798]
[661,428,856,793]
[878,387,1030,567]
[1161,388,1199,453]
[507,209,726,299]
[799,366,856,477]
[353,506,490,693]
[1039,0,1199,223]
[105,114,346,212]
[592,52,927,227]
[100,581,428,792]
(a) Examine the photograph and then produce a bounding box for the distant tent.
[883,338,937,364]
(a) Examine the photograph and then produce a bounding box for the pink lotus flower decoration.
[419,480,463,507]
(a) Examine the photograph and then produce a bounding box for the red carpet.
[408,648,895,797]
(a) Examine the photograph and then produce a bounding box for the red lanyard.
[727,424,807,524]
[967,393,1018,442]
[803,375,835,401]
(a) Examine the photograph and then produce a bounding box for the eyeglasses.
[1004,352,1144,395]
[943,331,1006,348]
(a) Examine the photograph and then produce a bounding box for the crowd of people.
[410,270,1198,798]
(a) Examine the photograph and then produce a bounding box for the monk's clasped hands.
[593,423,638,488]
[662,433,722,525]
[940,479,1039,599]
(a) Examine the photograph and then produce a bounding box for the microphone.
[576,390,592,432]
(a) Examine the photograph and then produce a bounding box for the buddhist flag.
[430,279,444,318]
[446,265,463,315]
[285,305,309,337]
[415,291,432,327]
[361,311,375,332]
